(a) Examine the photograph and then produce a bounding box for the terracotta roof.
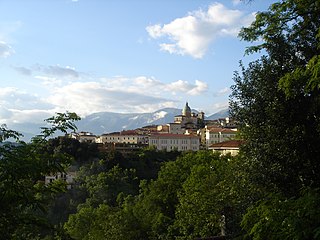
[209,140,243,148]
[150,133,199,138]
[208,128,237,133]
[101,132,120,136]
[120,130,138,135]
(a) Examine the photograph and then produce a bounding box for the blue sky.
[0,0,276,127]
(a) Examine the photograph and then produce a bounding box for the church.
[174,102,204,130]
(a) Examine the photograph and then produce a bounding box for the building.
[149,133,200,151]
[205,127,237,147]
[70,131,96,143]
[174,102,204,130]
[157,123,184,134]
[209,140,243,156]
[45,170,77,189]
[97,130,148,145]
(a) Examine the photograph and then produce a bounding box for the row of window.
[150,139,199,145]
[208,134,236,138]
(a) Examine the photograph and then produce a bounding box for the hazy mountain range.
[8,108,229,141]
[76,108,229,135]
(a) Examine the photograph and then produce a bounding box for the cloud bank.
[146,2,254,58]
[1,66,209,125]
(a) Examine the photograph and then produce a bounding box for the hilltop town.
[70,102,241,155]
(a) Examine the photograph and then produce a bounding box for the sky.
[0,0,276,128]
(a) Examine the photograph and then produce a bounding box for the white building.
[209,140,243,156]
[149,133,200,151]
[70,131,96,143]
[97,130,148,145]
[45,171,76,189]
[205,127,237,147]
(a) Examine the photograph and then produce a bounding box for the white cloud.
[35,76,63,87]
[47,81,172,116]
[214,87,231,97]
[41,75,208,116]
[1,73,209,126]
[165,79,208,95]
[165,80,192,92]
[8,109,53,124]
[0,87,52,110]
[146,24,163,38]
[188,80,208,95]
[102,76,208,97]
[133,76,161,87]
[0,87,54,124]
[0,41,14,58]
[146,2,254,58]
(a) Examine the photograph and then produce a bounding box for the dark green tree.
[231,0,320,195]
[0,112,80,239]
[230,0,320,238]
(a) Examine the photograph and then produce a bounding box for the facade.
[149,133,200,151]
[167,123,184,134]
[209,140,243,156]
[97,130,148,145]
[70,131,96,143]
[157,124,169,133]
[205,127,237,147]
[45,171,76,189]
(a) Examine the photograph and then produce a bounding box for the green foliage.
[63,150,243,240]
[63,148,180,239]
[65,203,143,240]
[46,137,98,165]
[0,112,80,239]
[82,165,139,207]
[231,0,320,238]
[0,124,23,142]
[242,188,320,240]
[126,151,242,240]
[231,0,320,194]
[39,112,81,139]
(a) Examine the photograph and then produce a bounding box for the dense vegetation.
[0,0,319,239]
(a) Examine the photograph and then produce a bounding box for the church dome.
[182,102,191,117]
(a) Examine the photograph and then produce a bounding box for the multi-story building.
[70,131,97,143]
[97,130,148,145]
[149,133,200,151]
[209,140,243,156]
[174,102,205,130]
[205,127,237,147]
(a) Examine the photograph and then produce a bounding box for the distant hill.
[76,108,182,135]
[76,107,229,135]
[207,108,229,120]
[6,107,229,140]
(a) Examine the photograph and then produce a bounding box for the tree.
[230,0,320,195]
[230,0,320,238]
[129,151,232,240]
[0,112,80,239]
[241,188,320,240]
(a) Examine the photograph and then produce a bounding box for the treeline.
[52,148,242,239]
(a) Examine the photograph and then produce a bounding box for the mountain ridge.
[76,107,229,135]
[7,108,229,141]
